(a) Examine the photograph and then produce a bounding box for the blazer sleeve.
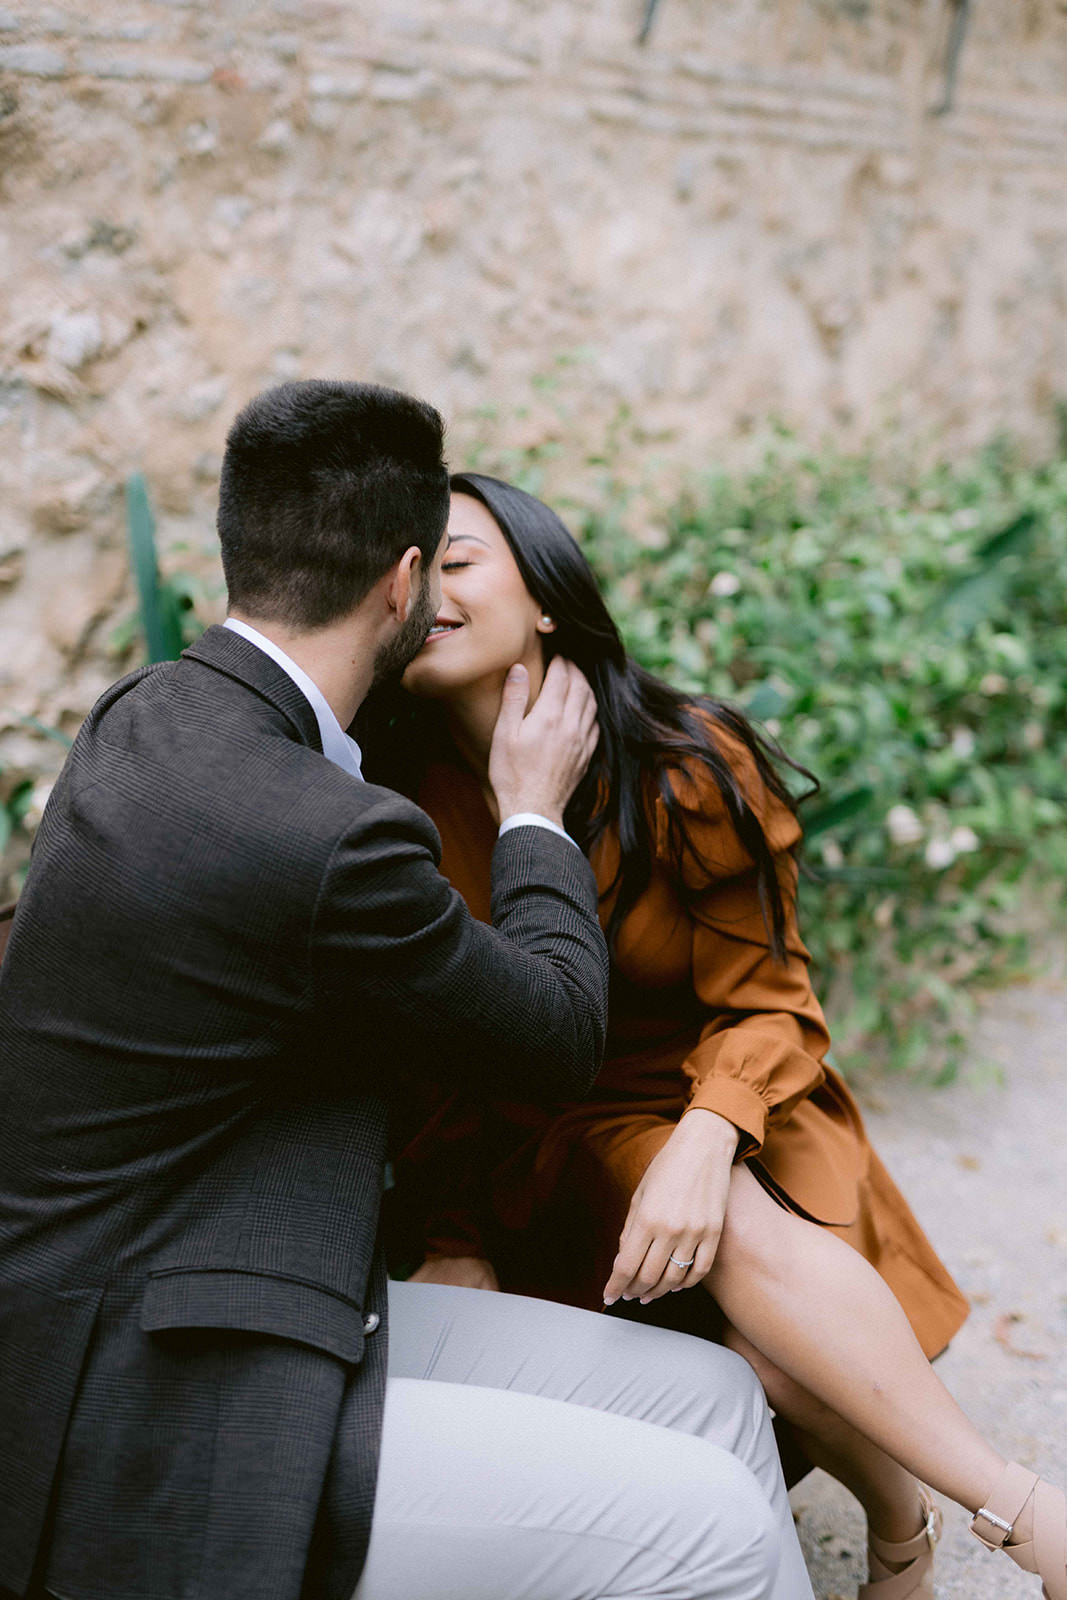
[657,730,832,1158]
[310,791,609,1102]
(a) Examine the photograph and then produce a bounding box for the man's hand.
[489,659,599,829]
[602,1110,741,1307]
[409,1256,501,1292]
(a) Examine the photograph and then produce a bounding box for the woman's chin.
[402,660,463,701]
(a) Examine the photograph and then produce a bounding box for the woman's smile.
[423,616,465,642]
[402,492,553,699]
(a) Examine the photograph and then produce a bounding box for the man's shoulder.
[299,769,443,868]
[68,653,441,869]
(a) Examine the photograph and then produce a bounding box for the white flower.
[886,804,923,846]
[924,837,956,870]
[873,896,896,929]
[949,825,980,855]
[820,839,844,869]
[709,571,740,598]
[979,673,1009,696]
[950,727,976,758]
[1023,722,1044,751]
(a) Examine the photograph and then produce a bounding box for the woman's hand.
[409,1256,501,1293]
[602,1110,740,1306]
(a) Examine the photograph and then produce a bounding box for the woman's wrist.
[678,1107,742,1160]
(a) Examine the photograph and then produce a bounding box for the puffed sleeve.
[655,724,831,1158]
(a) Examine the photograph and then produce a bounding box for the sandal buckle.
[924,1505,940,1552]
[972,1506,1014,1543]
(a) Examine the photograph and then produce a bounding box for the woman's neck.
[445,679,501,781]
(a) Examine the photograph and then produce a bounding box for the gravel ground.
[790,965,1067,1599]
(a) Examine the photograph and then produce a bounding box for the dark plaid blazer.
[0,625,608,1600]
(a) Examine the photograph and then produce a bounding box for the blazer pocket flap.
[141,1267,366,1363]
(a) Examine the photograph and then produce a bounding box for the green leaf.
[126,473,185,663]
[936,511,1037,631]
[13,714,73,750]
[802,786,876,838]
[7,779,34,827]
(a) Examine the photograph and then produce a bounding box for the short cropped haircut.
[217,380,449,629]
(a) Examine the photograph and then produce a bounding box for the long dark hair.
[358,472,814,960]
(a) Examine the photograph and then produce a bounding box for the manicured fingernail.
[603,1296,616,1307]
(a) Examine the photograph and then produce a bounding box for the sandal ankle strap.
[970,1463,1039,1552]
[869,1492,941,1565]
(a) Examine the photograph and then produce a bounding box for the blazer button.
[363,1311,380,1335]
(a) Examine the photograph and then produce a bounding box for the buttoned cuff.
[498,812,579,848]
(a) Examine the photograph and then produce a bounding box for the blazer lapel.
[183,625,324,753]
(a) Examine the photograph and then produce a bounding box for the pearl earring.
[541,614,553,626]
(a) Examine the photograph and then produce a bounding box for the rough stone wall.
[2,0,1067,887]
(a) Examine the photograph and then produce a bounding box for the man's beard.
[371,576,437,686]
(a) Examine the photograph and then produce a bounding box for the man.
[0,380,813,1600]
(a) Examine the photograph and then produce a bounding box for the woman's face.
[402,493,554,701]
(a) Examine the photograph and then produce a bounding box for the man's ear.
[386,546,423,623]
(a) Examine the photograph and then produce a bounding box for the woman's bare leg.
[703,1165,1015,1525]
[722,1321,932,1559]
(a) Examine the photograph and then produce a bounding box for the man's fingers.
[578,689,599,736]
[537,654,571,711]
[493,663,530,740]
[563,663,595,723]
[542,657,590,726]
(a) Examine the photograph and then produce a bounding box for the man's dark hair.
[217,380,449,629]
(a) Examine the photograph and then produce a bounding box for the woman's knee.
[721,1325,796,1428]
[721,1322,791,1409]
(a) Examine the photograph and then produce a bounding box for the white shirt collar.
[223,617,363,781]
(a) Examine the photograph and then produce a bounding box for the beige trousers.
[353,1281,814,1600]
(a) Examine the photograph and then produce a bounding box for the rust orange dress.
[389,724,969,1361]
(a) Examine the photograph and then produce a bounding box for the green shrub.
[5,437,1065,1073]
[565,433,1067,1075]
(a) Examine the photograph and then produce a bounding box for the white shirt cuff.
[498,812,579,849]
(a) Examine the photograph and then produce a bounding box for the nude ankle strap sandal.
[858,1489,941,1600]
[970,1463,1067,1600]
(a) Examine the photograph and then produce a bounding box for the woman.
[361,473,1066,1600]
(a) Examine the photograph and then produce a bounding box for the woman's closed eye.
[441,561,472,572]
